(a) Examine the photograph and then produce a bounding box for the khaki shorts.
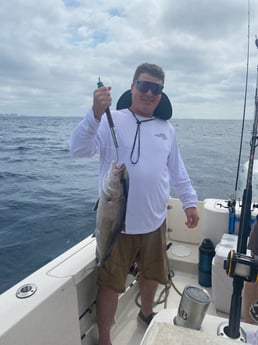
[97,221,169,293]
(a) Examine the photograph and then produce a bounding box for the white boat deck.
[111,242,221,345]
[112,242,256,345]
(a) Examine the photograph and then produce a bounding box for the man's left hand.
[185,207,199,228]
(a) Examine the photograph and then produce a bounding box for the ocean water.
[0,115,253,294]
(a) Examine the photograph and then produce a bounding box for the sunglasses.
[135,80,164,95]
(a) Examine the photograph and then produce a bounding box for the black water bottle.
[198,238,215,287]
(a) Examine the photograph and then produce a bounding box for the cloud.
[0,0,257,118]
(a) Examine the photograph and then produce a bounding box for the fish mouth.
[112,162,126,176]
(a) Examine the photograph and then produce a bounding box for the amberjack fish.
[95,161,129,267]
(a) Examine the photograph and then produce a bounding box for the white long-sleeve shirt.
[70,108,198,234]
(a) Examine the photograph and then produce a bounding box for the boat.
[1,94,258,343]
[1,11,258,345]
[1,194,258,345]
[2,84,258,345]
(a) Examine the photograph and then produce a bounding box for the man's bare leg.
[138,275,158,316]
[243,281,258,324]
[96,287,118,345]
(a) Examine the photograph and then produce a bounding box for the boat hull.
[1,197,258,345]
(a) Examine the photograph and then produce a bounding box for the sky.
[0,0,258,119]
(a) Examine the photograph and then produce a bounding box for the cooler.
[202,199,239,246]
[211,233,243,315]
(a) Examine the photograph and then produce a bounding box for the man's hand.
[92,86,112,120]
[185,207,199,228]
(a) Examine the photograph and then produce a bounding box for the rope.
[134,268,182,310]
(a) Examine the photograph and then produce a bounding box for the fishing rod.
[221,41,258,340]
[97,78,119,152]
[234,5,251,197]
[227,1,251,235]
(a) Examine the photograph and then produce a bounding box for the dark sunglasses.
[135,80,164,95]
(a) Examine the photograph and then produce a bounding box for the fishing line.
[103,148,119,165]
[234,0,251,195]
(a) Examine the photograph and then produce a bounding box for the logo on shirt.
[155,133,167,140]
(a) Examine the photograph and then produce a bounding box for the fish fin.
[121,170,129,199]
[93,198,99,212]
[98,222,125,266]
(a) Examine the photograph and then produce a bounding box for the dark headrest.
[116,90,173,120]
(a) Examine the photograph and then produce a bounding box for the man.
[244,218,258,324]
[70,63,199,345]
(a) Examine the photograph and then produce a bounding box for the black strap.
[128,109,155,164]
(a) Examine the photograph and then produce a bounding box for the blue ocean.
[0,115,253,294]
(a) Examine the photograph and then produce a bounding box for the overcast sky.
[0,0,258,119]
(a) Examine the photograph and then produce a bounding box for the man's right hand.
[92,86,112,120]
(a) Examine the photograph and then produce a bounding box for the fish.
[94,161,129,267]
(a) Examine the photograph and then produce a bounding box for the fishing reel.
[224,249,258,282]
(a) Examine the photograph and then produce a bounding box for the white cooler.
[211,233,244,315]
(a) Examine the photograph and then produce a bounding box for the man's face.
[130,73,163,118]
